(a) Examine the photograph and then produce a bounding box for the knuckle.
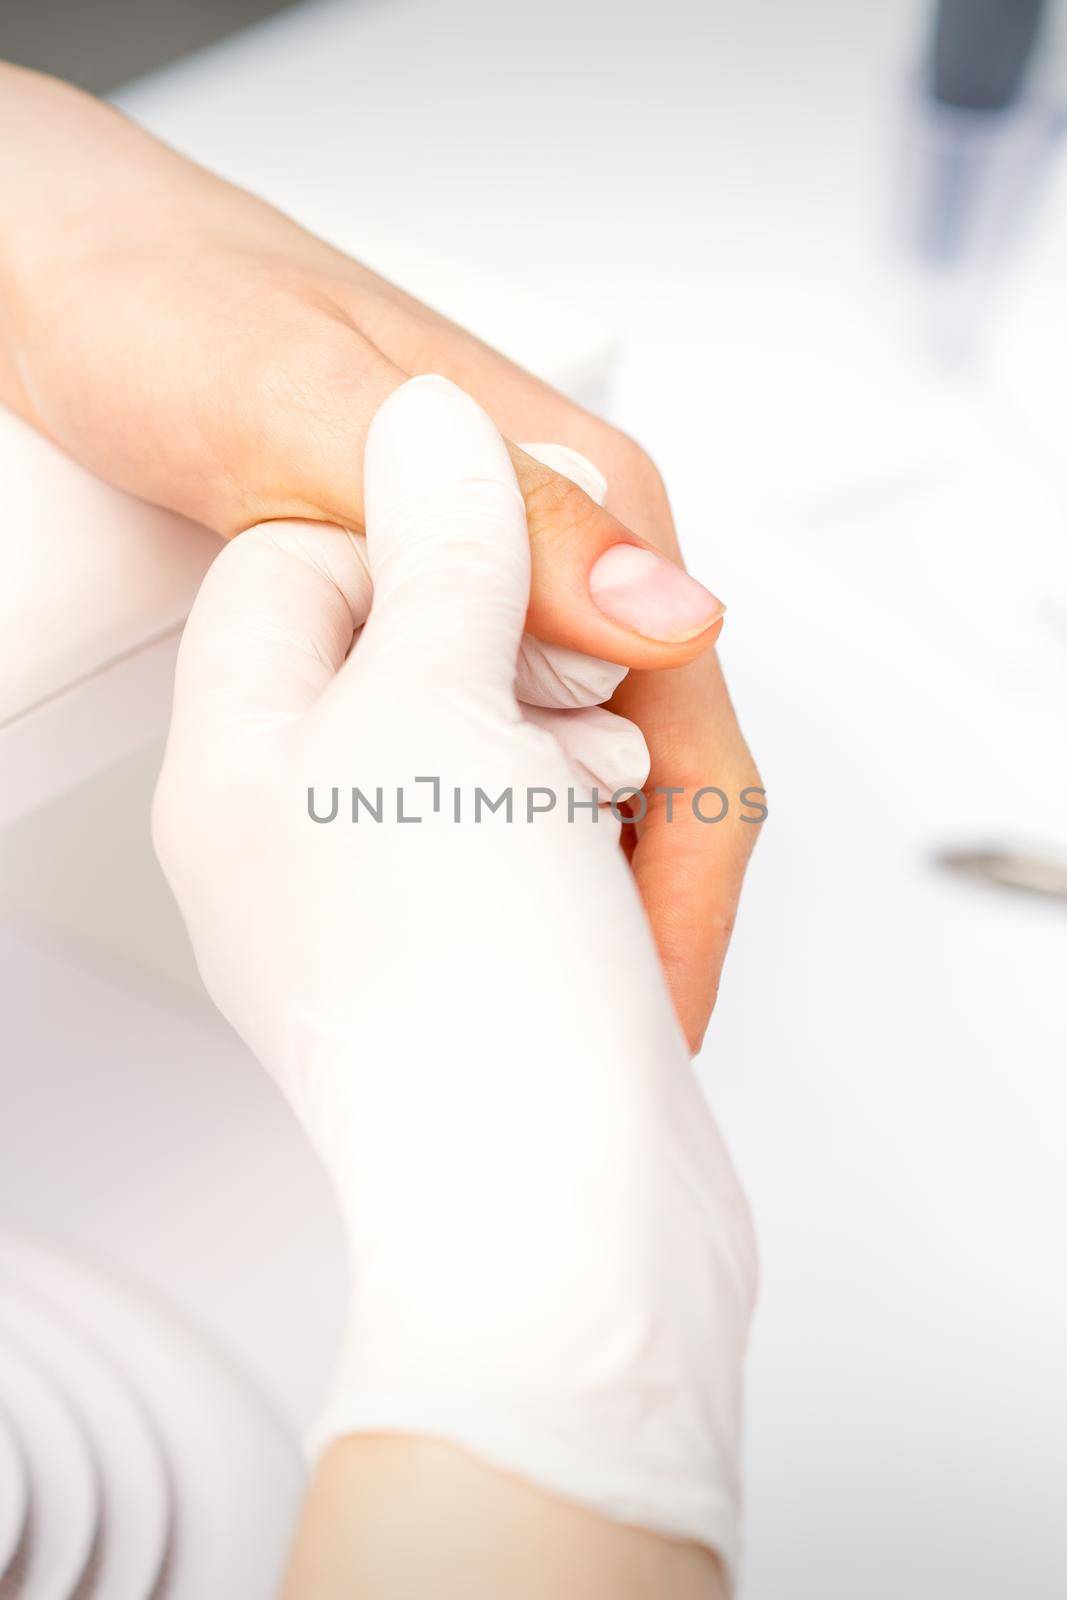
[526,470,605,559]
[586,425,668,507]
[622,435,667,496]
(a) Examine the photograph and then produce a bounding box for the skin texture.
[283,1438,727,1600]
[0,62,760,1053]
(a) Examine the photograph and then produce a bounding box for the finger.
[510,444,725,670]
[611,652,763,1054]
[358,375,529,697]
[514,441,628,710]
[516,441,608,506]
[166,519,371,749]
[288,351,723,673]
[520,703,650,796]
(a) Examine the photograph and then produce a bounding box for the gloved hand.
[153,376,756,1579]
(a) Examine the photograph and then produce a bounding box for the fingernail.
[588,544,724,642]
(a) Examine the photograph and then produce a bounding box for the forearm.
[283,1437,727,1600]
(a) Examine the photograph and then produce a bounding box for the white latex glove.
[153,375,756,1580]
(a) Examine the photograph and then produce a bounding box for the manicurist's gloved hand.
[153,377,757,1584]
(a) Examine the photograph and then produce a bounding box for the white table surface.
[3,2,1066,1596]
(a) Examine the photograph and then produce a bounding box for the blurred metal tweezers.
[937,844,1067,901]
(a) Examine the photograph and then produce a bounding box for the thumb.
[515,440,627,710]
[358,375,529,699]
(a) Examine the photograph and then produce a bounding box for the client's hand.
[0,63,761,1048]
[153,376,756,1586]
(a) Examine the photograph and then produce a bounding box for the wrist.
[308,1025,755,1588]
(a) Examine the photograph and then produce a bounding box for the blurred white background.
[2,1,1066,1595]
